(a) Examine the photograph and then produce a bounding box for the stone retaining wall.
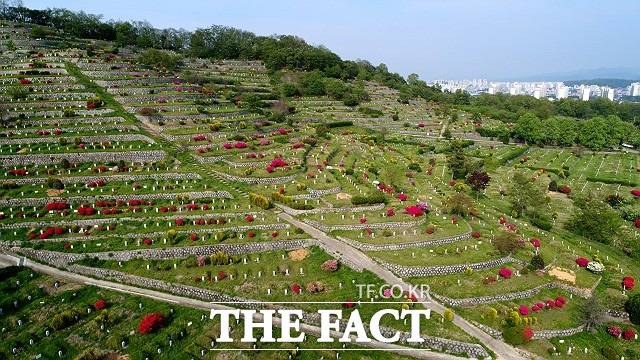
[0,189,230,207]
[336,232,471,252]
[431,282,592,307]
[379,256,523,277]
[0,150,166,166]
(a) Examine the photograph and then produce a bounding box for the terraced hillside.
[2,17,640,360]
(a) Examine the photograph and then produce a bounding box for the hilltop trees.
[137,48,183,71]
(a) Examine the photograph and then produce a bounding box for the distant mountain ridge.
[506,67,640,82]
[564,79,639,87]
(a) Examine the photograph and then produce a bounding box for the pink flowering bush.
[404,205,423,217]
[555,296,566,308]
[523,327,534,342]
[498,267,512,279]
[575,257,589,267]
[321,259,339,272]
[397,193,408,201]
[608,325,622,337]
[631,189,640,197]
[530,238,541,248]
[518,305,529,315]
[386,208,395,217]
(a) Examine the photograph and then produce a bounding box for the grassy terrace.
[0,267,420,360]
[74,246,479,344]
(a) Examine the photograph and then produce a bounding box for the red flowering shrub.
[9,169,28,176]
[269,157,288,168]
[190,233,197,241]
[498,267,512,279]
[78,206,95,216]
[555,296,566,307]
[271,231,279,238]
[46,202,68,211]
[386,208,395,217]
[217,271,226,280]
[530,238,541,248]
[558,185,571,194]
[138,313,165,334]
[19,78,32,84]
[623,328,636,340]
[518,305,529,316]
[404,205,423,217]
[291,142,304,149]
[531,304,541,312]
[522,327,534,341]
[471,231,481,238]
[247,231,256,238]
[545,299,556,309]
[631,189,640,197]
[87,179,106,188]
[397,193,408,201]
[608,325,622,337]
[623,276,635,290]
[143,238,152,245]
[291,283,302,294]
[94,299,107,310]
[635,218,640,228]
[499,216,506,224]
[244,214,254,222]
[175,218,185,226]
[342,298,356,308]
[575,257,589,267]
[359,217,367,224]
[192,134,206,142]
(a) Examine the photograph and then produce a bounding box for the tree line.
[0,4,406,90]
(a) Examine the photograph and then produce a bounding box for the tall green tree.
[567,194,622,245]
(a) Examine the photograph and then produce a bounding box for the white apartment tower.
[556,86,569,99]
[580,86,591,101]
[602,87,615,101]
[631,83,640,97]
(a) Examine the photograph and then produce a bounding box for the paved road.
[0,252,471,360]
[277,211,530,360]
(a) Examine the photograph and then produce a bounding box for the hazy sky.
[24,0,640,80]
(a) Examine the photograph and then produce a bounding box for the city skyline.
[22,0,640,81]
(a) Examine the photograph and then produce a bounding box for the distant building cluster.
[427,79,640,102]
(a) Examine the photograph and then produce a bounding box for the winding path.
[0,252,469,360]
[276,210,531,360]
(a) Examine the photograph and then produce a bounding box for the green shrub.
[248,193,272,209]
[529,254,545,270]
[351,192,387,205]
[625,293,640,324]
[602,345,621,360]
